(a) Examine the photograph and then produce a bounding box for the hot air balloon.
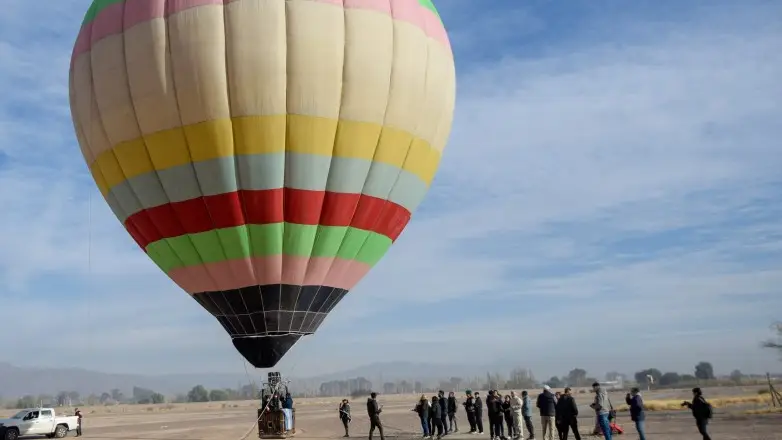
[69,0,455,368]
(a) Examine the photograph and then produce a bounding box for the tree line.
[4,321,779,408]
[316,361,775,397]
[4,383,262,409]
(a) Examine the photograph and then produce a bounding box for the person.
[503,395,515,439]
[625,388,646,440]
[448,391,459,433]
[536,386,556,440]
[474,392,485,434]
[367,392,385,440]
[414,395,432,439]
[432,395,445,439]
[681,387,712,440]
[429,396,436,435]
[270,392,282,411]
[554,392,564,440]
[522,391,535,440]
[438,390,449,435]
[464,391,477,433]
[74,408,83,437]
[339,399,352,438]
[487,390,505,440]
[589,382,612,440]
[557,388,580,440]
[510,391,524,440]
[553,392,565,440]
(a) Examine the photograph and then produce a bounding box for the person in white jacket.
[510,391,524,439]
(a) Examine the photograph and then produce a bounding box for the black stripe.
[192,284,349,368]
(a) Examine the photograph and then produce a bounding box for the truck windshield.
[11,411,28,419]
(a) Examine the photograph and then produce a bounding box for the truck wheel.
[54,424,68,438]
[4,428,19,440]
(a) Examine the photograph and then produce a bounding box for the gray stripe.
[157,164,201,204]
[238,153,285,190]
[285,152,330,190]
[103,191,128,222]
[110,155,429,221]
[324,155,371,193]
[194,157,238,196]
[126,171,169,208]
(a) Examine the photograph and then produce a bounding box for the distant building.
[598,379,624,390]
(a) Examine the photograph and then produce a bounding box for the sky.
[0,0,781,380]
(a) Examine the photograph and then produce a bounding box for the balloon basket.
[258,371,296,439]
[257,408,296,439]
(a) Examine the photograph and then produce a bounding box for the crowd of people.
[336,384,714,440]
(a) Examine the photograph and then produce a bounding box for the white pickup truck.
[0,408,79,439]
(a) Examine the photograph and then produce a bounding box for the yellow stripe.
[90,115,441,195]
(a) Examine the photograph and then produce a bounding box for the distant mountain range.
[0,361,489,399]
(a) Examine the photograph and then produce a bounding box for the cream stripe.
[125,18,182,135]
[339,8,393,124]
[225,0,287,118]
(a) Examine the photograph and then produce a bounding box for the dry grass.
[616,395,772,412]
[743,407,782,415]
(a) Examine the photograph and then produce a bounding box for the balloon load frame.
[258,372,296,438]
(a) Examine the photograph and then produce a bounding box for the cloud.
[0,0,780,379]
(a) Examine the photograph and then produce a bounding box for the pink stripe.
[389,0,450,51]
[168,256,370,292]
[71,0,450,61]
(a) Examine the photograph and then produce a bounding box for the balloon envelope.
[69,0,455,368]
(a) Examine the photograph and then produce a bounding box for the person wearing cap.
[536,385,556,440]
[339,399,352,438]
[74,407,83,437]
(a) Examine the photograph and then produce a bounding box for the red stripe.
[124,189,411,249]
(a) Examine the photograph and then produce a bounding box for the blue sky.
[0,0,781,379]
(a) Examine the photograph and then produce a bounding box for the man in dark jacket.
[438,390,449,435]
[447,391,459,433]
[522,391,535,440]
[367,392,385,440]
[487,390,505,440]
[464,391,477,433]
[432,396,445,438]
[625,388,645,440]
[474,392,485,434]
[536,386,556,440]
[557,388,580,440]
[682,388,712,440]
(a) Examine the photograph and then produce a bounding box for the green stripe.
[81,0,123,27]
[146,223,393,272]
[418,0,441,19]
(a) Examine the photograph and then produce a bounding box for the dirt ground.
[6,387,781,440]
